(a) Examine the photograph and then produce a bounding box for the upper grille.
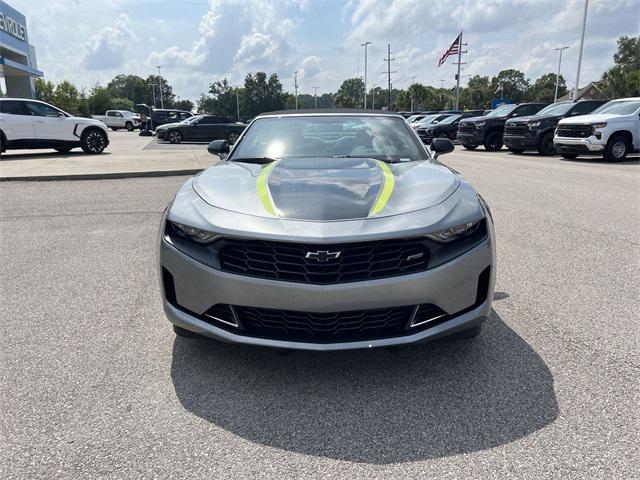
[218,238,429,284]
[556,124,593,138]
[235,304,416,343]
[457,123,475,133]
[505,123,528,135]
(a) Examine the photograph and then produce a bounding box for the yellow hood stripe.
[256,162,278,216]
[370,160,395,216]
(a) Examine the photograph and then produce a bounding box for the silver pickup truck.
[92,110,141,131]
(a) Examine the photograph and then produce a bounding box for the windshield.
[591,100,640,115]
[486,105,517,117]
[231,115,429,162]
[181,116,201,124]
[535,102,574,116]
[406,114,424,123]
[122,111,136,117]
[438,114,462,124]
[416,115,439,125]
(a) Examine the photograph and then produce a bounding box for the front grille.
[505,123,528,135]
[556,124,593,138]
[235,304,416,342]
[219,238,429,284]
[458,123,475,133]
[417,128,427,135]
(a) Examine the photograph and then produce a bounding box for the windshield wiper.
[332,155,406,164]
[231,157,278,164]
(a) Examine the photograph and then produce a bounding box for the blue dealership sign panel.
[492,99,513,109]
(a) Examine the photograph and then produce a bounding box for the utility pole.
[361,41,371,108]
[236,88,240,120]
[157,66,164,109]
[371,85,377,109]
[313,86,318,108]
[294,71,299,109]
[410,76,416,111]
[554,46,569,102]
[149,83,158,108]
[574,0,589,101]
[384,44,395,110]
[452,31,467,110]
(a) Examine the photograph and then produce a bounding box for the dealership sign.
[0,11,26,42]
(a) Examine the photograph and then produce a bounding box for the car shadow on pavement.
[1,151,112,161]
[170,309,558,464]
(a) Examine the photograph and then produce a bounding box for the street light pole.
[236,88,240,121]
[554,46,569,102]
[157,66,164,109]
[294,70,298,109]
[574,0,589,101]
[150,83,158,108]
[361,41,371,108]
[313,86,318,108]
[410,75,416,112]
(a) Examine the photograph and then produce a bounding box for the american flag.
[438,32,462,67]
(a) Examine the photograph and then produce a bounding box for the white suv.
[0,98,109,156]
[554,97,640,162]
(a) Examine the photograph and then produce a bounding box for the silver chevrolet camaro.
[159,110,496,350]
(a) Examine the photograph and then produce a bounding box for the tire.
[462,144,478,150]
[168,130,182,144]
[55,148,72,153]
[537,131,556,156]
[603,135,630,162]
[125,122,134,132]
[227,131,240,144]
[173,325,203,338]
[508,148,525,154]
[483,131,503,151]
[80,129,107,154]
[447,325,483,341]
[561,153,578,160]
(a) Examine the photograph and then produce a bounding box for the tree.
[602,36,640,98]
[335,77,365,108]
[174,99,194,112]
[243,72,285,116]
[87,83,113,115]
[367,86,385,109]
[197,94,216,113]
[529,73,567,102]
[34,78,55,103]
[110,97,134,111]
[144,75,175,108]
[491,69,530,103]
[107,74,147,106]
[52,80,80,114]
[206,78,241,116]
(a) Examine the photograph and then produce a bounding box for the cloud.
[82,13,136,70]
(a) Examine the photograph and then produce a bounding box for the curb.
[0,168,202,182]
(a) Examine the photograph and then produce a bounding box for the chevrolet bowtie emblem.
[305,250,341,262]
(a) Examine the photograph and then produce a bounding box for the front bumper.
[457,130,485,146]
[159,219,496,350]
[503,133,538,149]
[553,136,605,153]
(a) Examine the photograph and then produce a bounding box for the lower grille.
[219,238,429,284]
[556,124,592,138]
[235,304,419,343]
[458,124,475,133]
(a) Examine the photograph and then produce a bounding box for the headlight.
[475,122,485,128]
[528,121,541,128]
[170,221,218,244]
[425,221,480,243]
[592,122,607,129]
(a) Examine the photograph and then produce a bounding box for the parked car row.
[406,98,639,162]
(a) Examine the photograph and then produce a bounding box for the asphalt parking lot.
[1,147,639,478]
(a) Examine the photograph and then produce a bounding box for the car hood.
[506,114,559,124]
[72,117,107,127]
[458,115,489,124]
[193,157,460,221]
[557,113,621,124]
[156,122,183,130]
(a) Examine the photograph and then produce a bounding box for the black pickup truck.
[417,111,484,144]
[457,103,548,151]
[503,100,607,155]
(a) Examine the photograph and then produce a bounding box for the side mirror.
[208,139,230,157]
[430,138,454,158]
[57,111,66,118]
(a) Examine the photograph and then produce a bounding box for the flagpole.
[455,30,462,110]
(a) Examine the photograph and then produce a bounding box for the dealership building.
[0,0,42,98]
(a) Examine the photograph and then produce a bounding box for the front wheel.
[604,135,630,162]
[80,129,107,154]
[227,131,240,144]
[537,132,556,156]
[484,131,503,151]
[462,144,478,150]
[168,130,182,144]
[125,122,134,132]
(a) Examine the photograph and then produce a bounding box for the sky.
[13,0,640,103]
